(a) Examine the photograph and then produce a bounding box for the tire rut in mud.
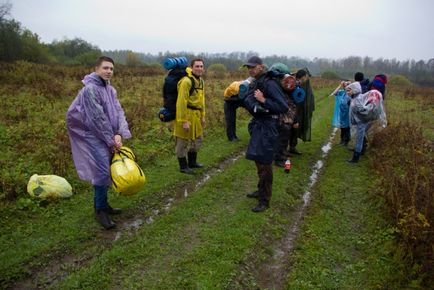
[10,151,245,290]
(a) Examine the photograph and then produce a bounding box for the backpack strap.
[187,76,196,96]
[187,75,204,96]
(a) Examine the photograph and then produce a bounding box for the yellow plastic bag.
[223,81,241,98]
[111,147,146,196]
[27,174,73,199]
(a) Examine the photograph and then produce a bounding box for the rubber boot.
[252,201,269,212]
[178,157,194,174]
[188,151,203,168]
[107,206,122,215]
[95,210,116,230]
[348,151,361,163]
[94,205,122,215]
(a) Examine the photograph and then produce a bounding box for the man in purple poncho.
[66,56,131,230]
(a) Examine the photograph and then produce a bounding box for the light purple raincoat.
[66,72,131,186]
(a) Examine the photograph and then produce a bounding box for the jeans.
[94,185,109,210]
[355,123,370,153]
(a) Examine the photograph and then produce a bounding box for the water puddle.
[112,152,244,241]
[256,128,338,289]
[11,151,245,289]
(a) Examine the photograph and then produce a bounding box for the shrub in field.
[389,74,413,86]
[371,123,434,287]
[321,70,341,80]
[207,63,228,78]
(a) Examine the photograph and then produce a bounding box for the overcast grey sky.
[9,0,434,61]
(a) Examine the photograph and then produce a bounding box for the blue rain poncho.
[332,89,351,128]
[66,72,131,186]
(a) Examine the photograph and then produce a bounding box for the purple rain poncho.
[66,72,131,186]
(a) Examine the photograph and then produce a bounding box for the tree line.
[1,3,433,86]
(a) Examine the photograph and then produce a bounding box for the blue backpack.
[158,65,195,122]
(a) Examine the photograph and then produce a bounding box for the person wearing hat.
[242,56,289,212]
[369,74,387,99]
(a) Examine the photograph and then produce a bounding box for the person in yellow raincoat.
[174,58,206,174]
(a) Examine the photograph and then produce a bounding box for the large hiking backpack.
[158,65,195,122]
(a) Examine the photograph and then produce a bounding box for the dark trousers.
[274,123,292,162]
[224,99,244,140]
[255,161,273,204]
[340,127,351,144]
[289,126,298,150]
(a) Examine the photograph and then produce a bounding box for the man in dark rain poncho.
[243,56,289,212]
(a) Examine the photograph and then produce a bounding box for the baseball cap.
[243,56,263,67]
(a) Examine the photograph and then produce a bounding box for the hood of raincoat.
[347,82,362,96]
[82,72,108,87]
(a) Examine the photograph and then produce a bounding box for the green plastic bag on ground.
[27,174,73,199]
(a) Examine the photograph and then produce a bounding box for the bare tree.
[0,1,12,21]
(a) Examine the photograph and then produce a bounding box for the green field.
[0,62,433,289]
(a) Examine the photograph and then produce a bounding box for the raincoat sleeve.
[176,77,191,123]
[262,80,289,114]
[112,88,132,139]
[82,85,115,148]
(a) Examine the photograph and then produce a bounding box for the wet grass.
[1,64,432,288]
[286,141,403,289]
[1,84,334,289]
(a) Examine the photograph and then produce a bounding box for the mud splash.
[256,128,338,289]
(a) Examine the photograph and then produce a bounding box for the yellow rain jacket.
[173,67,205,140]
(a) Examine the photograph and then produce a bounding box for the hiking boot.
[188,152,204,168]
[108,206,122,215]
[348,152,361,163]
[178,157,195,174]
[252,202,269,213]
[95,210,116,230]
[246,191,259,199]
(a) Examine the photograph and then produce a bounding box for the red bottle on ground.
[284,159,291,173]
